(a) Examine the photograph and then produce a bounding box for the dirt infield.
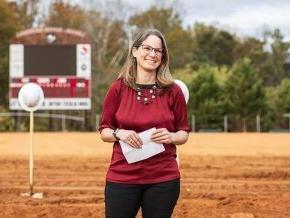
[0,133,290,218]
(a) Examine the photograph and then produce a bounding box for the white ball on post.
[18,82,44,198]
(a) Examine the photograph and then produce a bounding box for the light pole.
[283,113,290,132]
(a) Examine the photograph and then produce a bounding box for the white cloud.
[182,1,290,40]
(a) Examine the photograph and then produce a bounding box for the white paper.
[119,128,165,164]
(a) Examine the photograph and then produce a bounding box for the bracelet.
[112,128,120,141]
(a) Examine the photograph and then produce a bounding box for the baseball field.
[0,132,290,218]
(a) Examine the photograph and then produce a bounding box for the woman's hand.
[117,129,143,149]
[150,128,174,144]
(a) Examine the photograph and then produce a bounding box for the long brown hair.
[118,29,173,90]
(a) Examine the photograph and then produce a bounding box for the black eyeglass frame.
[139,44,165,56]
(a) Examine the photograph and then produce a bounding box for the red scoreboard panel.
[9,44,91,110]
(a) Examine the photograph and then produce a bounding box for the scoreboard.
[9,43,91,110]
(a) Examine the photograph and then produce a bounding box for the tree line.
[0,0,289,131]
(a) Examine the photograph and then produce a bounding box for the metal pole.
[96,114,99,131]
[62,114,66,132]
[224,115,228,132]
[29,111,34,195]
[191,115,195,132]
[283,114,290,132]
[256,114,261,132]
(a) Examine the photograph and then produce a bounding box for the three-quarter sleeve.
[172,84,190,132]
[98,80,122,132]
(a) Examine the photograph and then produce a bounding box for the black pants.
[105,178,180,218]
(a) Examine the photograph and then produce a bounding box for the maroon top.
[99,79,190,184]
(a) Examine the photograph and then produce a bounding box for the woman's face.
[133,34,163,73]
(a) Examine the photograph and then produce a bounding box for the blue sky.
[42,0,290,40]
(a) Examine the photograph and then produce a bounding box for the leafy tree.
[188,65,225,130]
[85,11,126,68]
[232,36,286,88]
[46,1,86,30]
[13,0,40,28]
[129,7,181,34]
[234,37,265,61]
[273,79,290,128]
[276,79,290,113]
[224,58,267,131]
[260,29,290,85]
[166,25,194,69]
[269,29,290,83]
[193,23,237,66]
[172,66,194,84]
[233,37,268,78]
[0,0,20,107]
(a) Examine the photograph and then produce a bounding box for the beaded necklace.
[136,83,158,105]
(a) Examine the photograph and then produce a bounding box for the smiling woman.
[118,29,173,90]
[98,29,190,218]
[132,35,163,78]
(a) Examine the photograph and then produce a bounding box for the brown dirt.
[0,133,290,218]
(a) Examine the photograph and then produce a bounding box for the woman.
[99,28,189,218]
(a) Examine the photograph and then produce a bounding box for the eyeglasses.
[140,44,164,57]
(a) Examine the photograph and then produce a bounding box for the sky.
[42,0,290,40]
[180,0,290,40]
